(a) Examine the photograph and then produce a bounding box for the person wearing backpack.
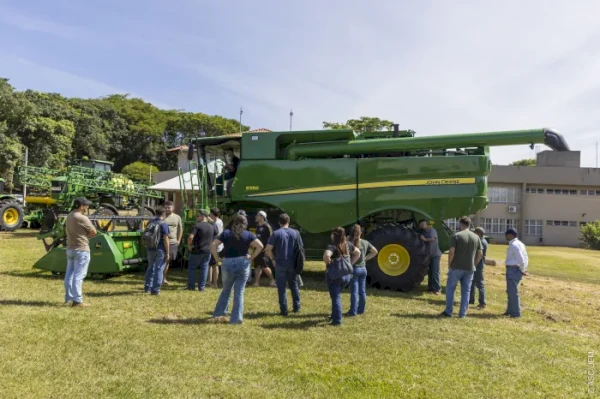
[323,227,361,326]
[186,209,218,291]
[265,213,303,316]
[143,207,170,295]
[346,224,378,317]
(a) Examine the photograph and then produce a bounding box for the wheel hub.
[377,244,411,276]
[3,208,19,226]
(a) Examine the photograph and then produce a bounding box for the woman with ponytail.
[323,227,361,326]
[346,224,378,316]
[210,214,263,324]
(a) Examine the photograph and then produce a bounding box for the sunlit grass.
[1,230,599,398]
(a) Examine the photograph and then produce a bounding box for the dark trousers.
[469,264,485,306]
[328,275,352,325]
[275,265,300,315]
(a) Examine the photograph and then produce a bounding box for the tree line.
[0,77,247,189]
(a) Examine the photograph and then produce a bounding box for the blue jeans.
[64,250,91,303]
[187,252,212,290]
[328,275,352,325]
[428,256,441,292]
[145,249,166,294]
[444,268,474,317]
[213,256,251,324]
[275,264,301,315]
[469,264,486,306]
[348,266,367,315]
[506,267,523,317]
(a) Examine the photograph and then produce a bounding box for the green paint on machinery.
[181,126,569,291]
[0,177,25,232]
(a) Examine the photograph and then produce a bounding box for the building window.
[488,186,521,204]
[525,187,544,194]
[444,218,460,231]
[481,218,520,234]
[547,220,578,227]
[525,220,543,236]
[546,188,577,195]
[580,189,600,195]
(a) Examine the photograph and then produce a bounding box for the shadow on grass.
[0,299,56,307]
[391,312,503,320]
[0,230,40,239]
[86,290,141,297]
[0,271,59,280]
[147,317,207,325]
[261,319,327,330]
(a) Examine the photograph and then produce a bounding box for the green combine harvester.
[18,159,164,275]
[179,126,569,291]
[0,177,25,232]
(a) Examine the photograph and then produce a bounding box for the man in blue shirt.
[265,213,303,316]
[470,227,488,309]
[144,207,170,295]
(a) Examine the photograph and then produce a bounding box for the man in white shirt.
[504,228,528,318]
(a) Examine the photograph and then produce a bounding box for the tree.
[510,158,536,166]
[580,220,600,250]
[323,116,395,132]
[121,161,159,183]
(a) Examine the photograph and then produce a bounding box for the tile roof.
[167,128,271,152]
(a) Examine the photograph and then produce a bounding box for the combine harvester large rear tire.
[0,199,24,232]
[366,224,430,291]
[93,204,119,232]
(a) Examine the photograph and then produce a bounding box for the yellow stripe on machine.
[246,177,475,197]
[25,196,57,205]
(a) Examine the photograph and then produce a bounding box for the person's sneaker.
[476,304,486,310]
[439,311,451,317]
[62,301,73,307]
[468,301,475,305]
[162,280,170,286]
[433,291,441,296]
[72,302,90,308]
[344,312,356,317]
[207,316,229,323]
[151,292,160,296]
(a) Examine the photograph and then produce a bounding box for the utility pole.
[239,107,243,133]
[290,109,293,131]
[596,141,598,168]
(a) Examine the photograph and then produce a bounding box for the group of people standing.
[62,197,529,323]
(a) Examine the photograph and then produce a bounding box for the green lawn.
[1,230,598,398]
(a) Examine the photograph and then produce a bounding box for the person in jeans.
[469,227,488,309]
[144,207,170,295]
[440,216,482,318]
[504,228,528,318]
[64,197,96,307]
[323,227,361,326]
[419,219,442,295]
[253,211,276,287]
[265,213,303,316]
[186,209,217,291]
[162,200,183,286]
[346,224,377,316]
[207,207,224,288]
[209,215,263,324]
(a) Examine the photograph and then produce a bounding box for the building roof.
[167,128,271,152]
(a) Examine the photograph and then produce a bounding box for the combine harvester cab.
[184,126,569,291]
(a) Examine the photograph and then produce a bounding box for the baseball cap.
[505,228,518,237]
[474,227,485,235]
[257,210,267,219]
[73,197,92,208]
[197,209,209,217]
[237,210,247,216]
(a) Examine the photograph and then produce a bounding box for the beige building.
[446,150,600,247]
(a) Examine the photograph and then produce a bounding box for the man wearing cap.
[253,211,275,287]
[419,219,442,295]
[186,209,218,291]
[64,197,96,307]
[504,228,528,318]
[470,227,488,309]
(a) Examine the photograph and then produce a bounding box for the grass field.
[1,230,599,399]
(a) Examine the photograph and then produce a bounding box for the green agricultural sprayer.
[179,126,570,291]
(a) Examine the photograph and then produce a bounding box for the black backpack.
[292,229,305,275]
[142,220,162,250]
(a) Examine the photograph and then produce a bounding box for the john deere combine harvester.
[19,159,164,275]
[179,126,569,291]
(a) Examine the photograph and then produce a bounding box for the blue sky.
[1,0,599,166]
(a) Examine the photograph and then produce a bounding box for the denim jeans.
[506,267,523,317]
[213,256,251,324]
[444,268,474,317]
[348,266,367,315]
[187,252,212,290]
[64,249,91,303]
[428,256,441,292]
[275,264,301,315]
[469,264,486,306]
[328,275,352,325]
[145,249,166,294]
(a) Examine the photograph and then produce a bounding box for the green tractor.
[178,126,569,291]
[0,177,25,232]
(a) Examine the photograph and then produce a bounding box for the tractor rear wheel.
[0,200,24,232]
[127,206,155,231]
[93,205,119,232]
[365,224,430,291]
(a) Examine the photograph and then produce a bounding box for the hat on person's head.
[73,197,92,208]
[505,228,518,237]
[197,209,209,217]
[257,210,267,219]
[474,227,485,235]
[237,209,247,216]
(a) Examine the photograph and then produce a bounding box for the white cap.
[258,210,267,219]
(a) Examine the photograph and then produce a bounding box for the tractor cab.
[188,135,241,197]
[73,159,114,173]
